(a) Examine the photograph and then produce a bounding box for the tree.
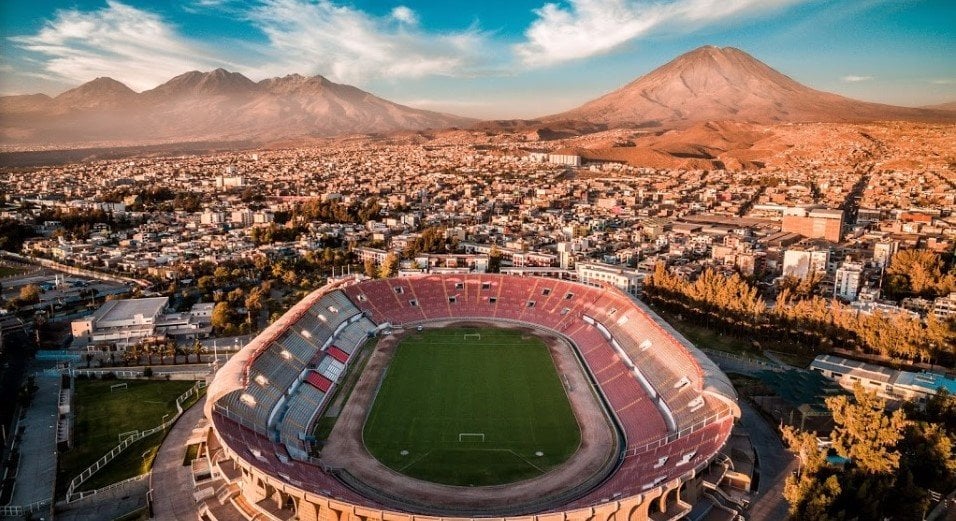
[886,249,951,298]
[782,426,839,521]
[487,246,502,273]
[379,253,398,279]
[211,301,233,332]
[19,284,40,304]
[192,339,204,364]
[364,259,377,279]
[826,383,906,474]
[245,287,263,327]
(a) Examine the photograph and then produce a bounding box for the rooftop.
[92,296,169,324]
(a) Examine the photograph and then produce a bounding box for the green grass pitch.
[57,379,194,493]
[362,327,581,486]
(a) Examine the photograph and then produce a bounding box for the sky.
[0,0,953,118]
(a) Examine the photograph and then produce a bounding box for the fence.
[0,498,52,517]
[64,473,150,503]
[65,380,206,502]
[73,368,211,381]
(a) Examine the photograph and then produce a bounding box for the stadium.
[202,274,741,521]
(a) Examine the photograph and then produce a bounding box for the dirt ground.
[321,320,620,515]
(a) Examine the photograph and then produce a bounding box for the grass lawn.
[58,379,194,494]
[0,266,25,277]
[650,304,817,368]
[363,327,580,486]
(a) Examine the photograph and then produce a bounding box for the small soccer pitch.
[362,326,581,486]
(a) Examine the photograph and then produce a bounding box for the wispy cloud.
[929,79,955,85]
[9,1,236,91]
[390,6,418,25]
[248,0,493,83]
[514,0,805,67]
[8,0,497,91]
[841,75,873,82]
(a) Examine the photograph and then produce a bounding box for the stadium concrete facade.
[200,274,741,521]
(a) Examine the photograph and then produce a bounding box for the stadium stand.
[205,274,740,521]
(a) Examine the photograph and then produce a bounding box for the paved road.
[738,400,796,521]
[149,396,207,521]
[8,372,60,507]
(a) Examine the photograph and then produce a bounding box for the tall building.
[873,241,898,268]
[781,207,844,242]
[834,259,864,301]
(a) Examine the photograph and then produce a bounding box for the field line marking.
[397,449,432,472]
[507,449,546,473]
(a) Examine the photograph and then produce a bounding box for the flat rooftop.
[93,297,169,324]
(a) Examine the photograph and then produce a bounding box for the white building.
[811,354,956,407]
[873,241,898,268]
[71,297,169,346]
[834,260,864,301]
[576,262,644,295]
[932,292,956,320]
[549,154,582,167]
[782,248,829,279]
[71,297,211,349]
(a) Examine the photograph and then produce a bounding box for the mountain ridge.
[0,69,474,146]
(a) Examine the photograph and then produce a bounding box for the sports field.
[363,327,581,486]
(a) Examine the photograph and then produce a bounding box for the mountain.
[0,70,474,147]
[922,101,956,111]
[547,46,954,128]
[53,77,139,111]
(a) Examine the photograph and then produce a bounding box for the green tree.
[487,246,502,273]
[826,383,906,474]
[364,258,377,279]
[379,253,398,279]
[211,301,233,332]
[245,287,263,327]
[19,284,40,304]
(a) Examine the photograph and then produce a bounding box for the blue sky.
[1,0,953,118]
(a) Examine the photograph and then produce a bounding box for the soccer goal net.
[110,383,128,392]
[463,333,481,341]
[458,432,485,442]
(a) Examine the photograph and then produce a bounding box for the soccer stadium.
[202,274,741,521]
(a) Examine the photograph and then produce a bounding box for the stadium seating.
[211,274,737,515]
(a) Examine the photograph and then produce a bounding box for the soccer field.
[363,327,581,486]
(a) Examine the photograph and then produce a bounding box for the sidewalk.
[8,372,60,508]
[149,396,207,521]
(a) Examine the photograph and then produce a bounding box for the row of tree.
[645,263,955,363]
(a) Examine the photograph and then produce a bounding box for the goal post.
[458,432,485,442]
[463,333,481,341]
[110,383,128,392]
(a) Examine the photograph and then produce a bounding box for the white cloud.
[391,6,418,25]
[841,75,873,83]
[9,1,235,91]
[515,0,804,67]
[249,0,491,83]
[929,79,955,85]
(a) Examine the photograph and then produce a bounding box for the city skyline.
[1,0,954,118]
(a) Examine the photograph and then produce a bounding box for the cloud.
[929,79,955,85]
[391,6,418,25]
[9,1,237,91]
[248,0,493,83]
[514,0,804,67]
[841,75,873,83]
